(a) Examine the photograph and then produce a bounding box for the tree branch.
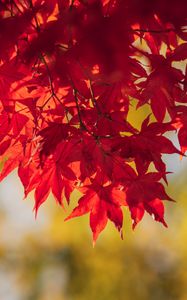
[131,28,176,34]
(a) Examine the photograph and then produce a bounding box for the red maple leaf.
[125,172,172,228]
[66,179,126,243]
[0,0,187,243]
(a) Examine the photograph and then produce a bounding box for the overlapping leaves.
[0,0,187,242]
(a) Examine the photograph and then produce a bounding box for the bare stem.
[73,88,86,130]
[131,28,175,34]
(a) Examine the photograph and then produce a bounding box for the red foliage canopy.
[0,0,187,242]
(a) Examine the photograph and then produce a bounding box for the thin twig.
[131,28,176,34]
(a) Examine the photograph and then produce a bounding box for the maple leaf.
[172,106,187,154]
[66,180,126,243]
[18,140,78,213]
[0,9,35,59]
[37,122,76,158]
[0,140,25,182]
[0,0,187,243]
[126,172,172,229]
[112,116,179,178]
[138,54,184,122]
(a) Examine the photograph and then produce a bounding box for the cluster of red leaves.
[0,0,187,242]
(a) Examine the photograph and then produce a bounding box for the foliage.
[0,0,187,242]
